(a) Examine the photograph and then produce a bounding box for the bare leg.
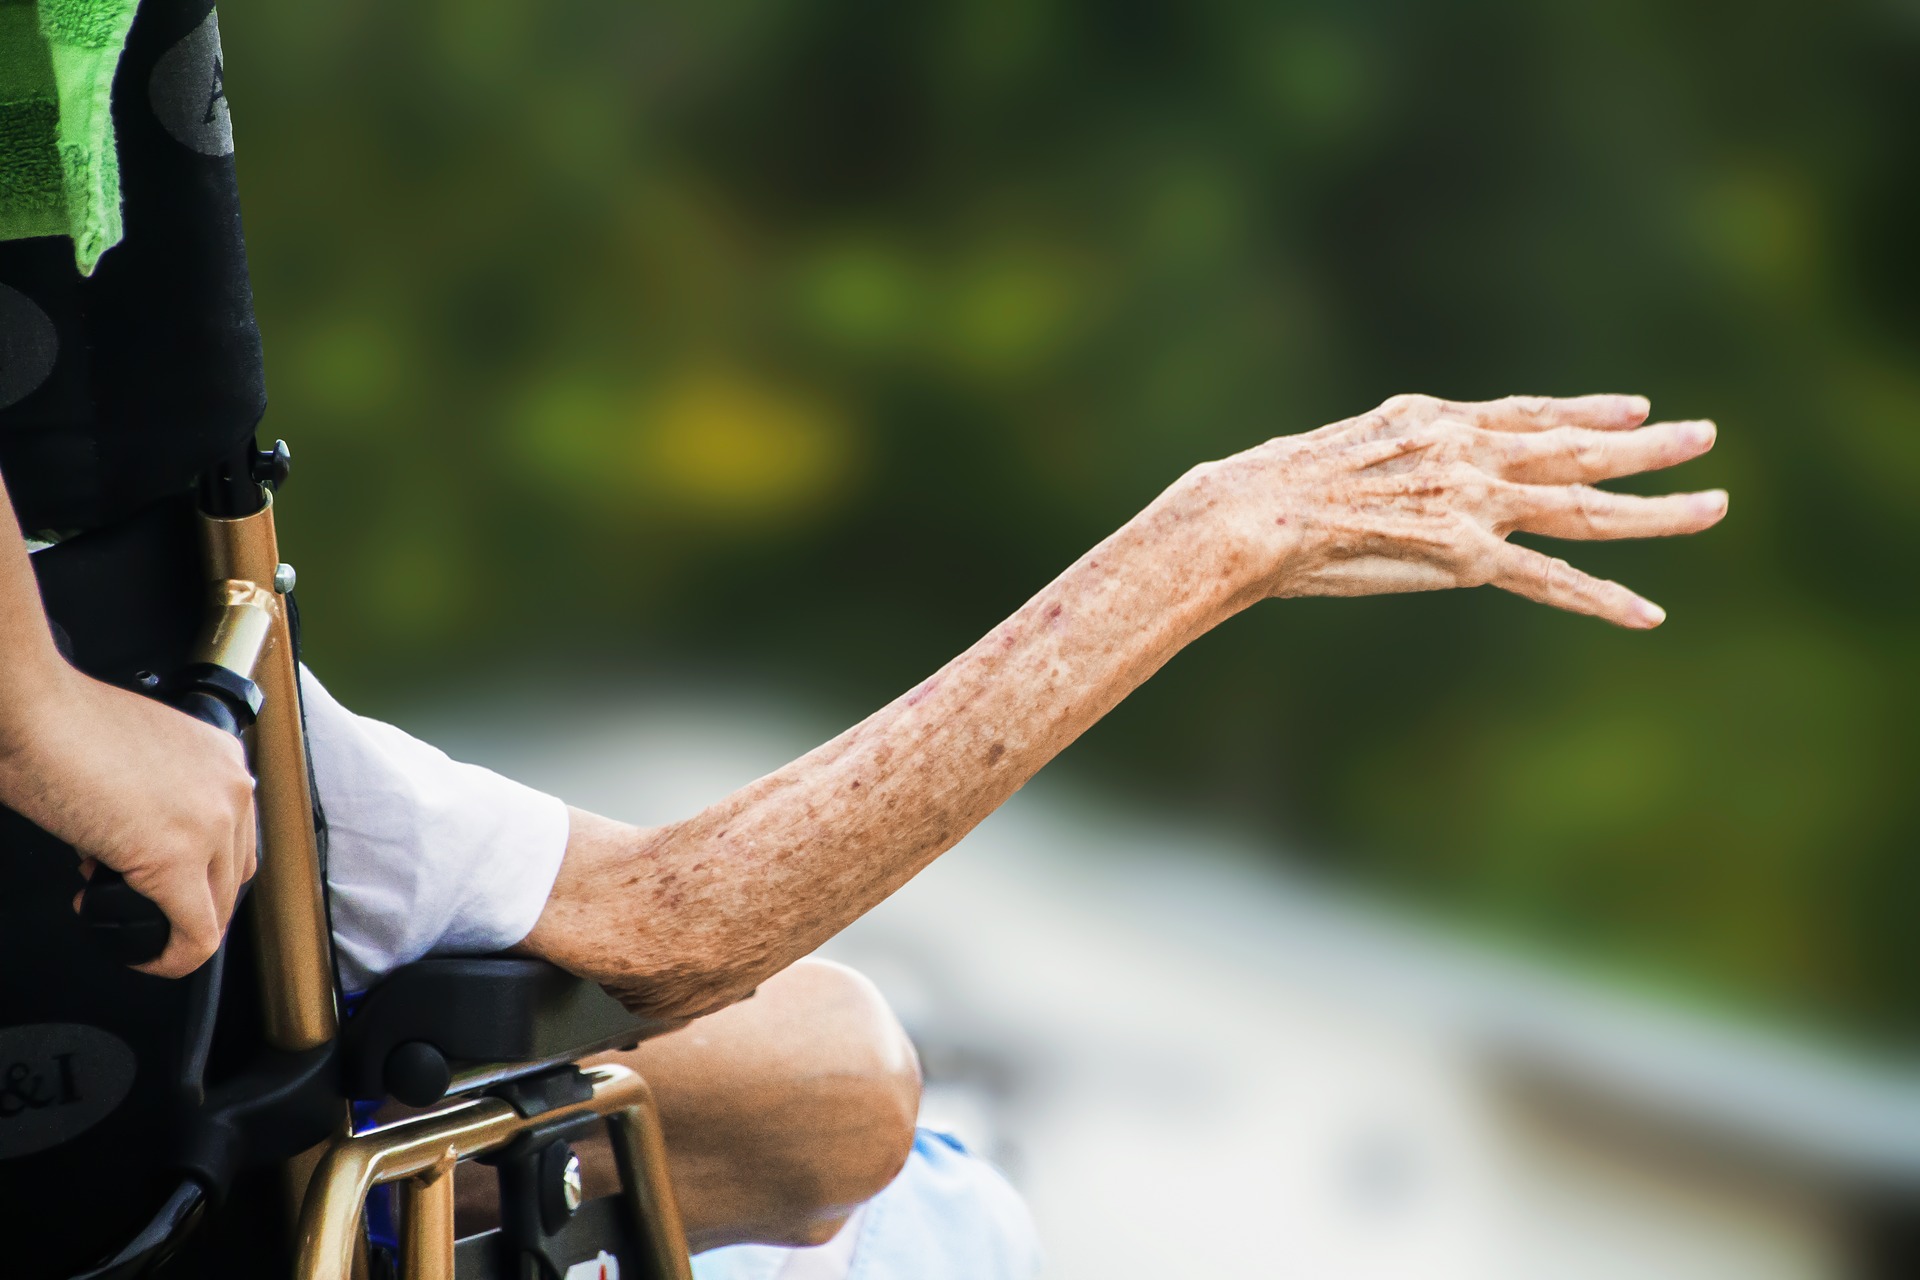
[455,958,922,1253]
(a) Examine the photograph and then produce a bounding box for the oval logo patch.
[149,8,234,156]
[0,1024,137,1160]
[0,283,58,412]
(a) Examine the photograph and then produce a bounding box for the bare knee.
[773,960,921,1222]
[590,957,922,1252]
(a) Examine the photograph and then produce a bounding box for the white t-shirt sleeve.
[299,665,571,994]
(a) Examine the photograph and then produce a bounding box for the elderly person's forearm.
[525,393,1726,1021]
[529,502,1231,1020]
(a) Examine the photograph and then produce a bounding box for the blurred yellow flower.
[639,369,859,525]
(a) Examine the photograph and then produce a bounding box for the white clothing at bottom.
[692,1129,1042,1280]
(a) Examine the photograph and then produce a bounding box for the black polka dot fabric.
[0,0,266,535]
[0,284,58,412]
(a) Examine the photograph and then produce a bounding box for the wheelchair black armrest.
[341,958,672,1106]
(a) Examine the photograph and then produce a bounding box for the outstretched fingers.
[1488,420,1716,484]
[1505,485,1729,541]
[1485,541,1666,629]
[1452,393,1652,434]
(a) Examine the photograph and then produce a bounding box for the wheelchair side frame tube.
[200,492,338,1053]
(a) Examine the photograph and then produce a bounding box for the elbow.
[600,962,767,1032]
[529,807,773,1027]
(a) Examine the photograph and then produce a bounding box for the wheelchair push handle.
[80,685,253,967]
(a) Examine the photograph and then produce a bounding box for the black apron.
[0,3,290,1274]
[0,0,264,537]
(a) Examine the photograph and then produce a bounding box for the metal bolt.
[561,1151,584,1212]
[273,562,297,594]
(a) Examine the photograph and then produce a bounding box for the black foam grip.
[79,867,173,966]
[79,687,248,966]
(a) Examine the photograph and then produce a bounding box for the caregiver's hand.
[1178,393,1725,627]
[0,664,256,978]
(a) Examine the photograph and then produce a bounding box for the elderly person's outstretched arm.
[527,393,1726,1023]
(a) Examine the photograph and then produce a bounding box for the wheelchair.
[0,440,695,1280]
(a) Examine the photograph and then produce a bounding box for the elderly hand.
[1178,393,1725,627]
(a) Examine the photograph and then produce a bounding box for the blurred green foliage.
[224,0,1920,1044]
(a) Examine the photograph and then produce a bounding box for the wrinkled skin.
[1189,393,1720,623]
[528,393,1725,1024]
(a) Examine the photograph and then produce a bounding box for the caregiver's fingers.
[133,875,222,980]
[1485,541,1666,629]
[1488,420,1716,485]
[1504,486,1729,541]
[1450,393,1652,435]
[208,802,254,932]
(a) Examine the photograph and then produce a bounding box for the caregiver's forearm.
[523,483,1241,1022]
[0,470,69,751]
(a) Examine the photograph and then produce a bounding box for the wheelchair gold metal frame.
[296,1064,691,1280]
[201,494,337,1055]
[199,489,693,1279]
[199,495,357,1230]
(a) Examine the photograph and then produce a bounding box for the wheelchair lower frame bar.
[295,1064,692,1280]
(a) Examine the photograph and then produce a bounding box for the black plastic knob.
[251,439,292,491]
[538,1140,583,1233]
[383,1040,453,1107]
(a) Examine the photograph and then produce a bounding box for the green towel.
[0,0,141,273]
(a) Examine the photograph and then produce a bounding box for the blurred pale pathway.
[421,683,1874,1280]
